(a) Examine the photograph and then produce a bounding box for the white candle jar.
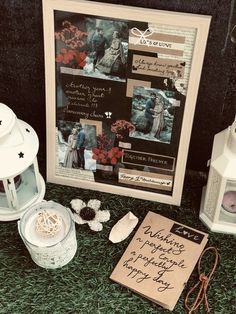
[18,200,77,269]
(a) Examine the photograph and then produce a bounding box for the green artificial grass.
[0,172,236,314]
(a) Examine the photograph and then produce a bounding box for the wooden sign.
[110,212,208,310]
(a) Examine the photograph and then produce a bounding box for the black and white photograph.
[55,12,129,82]
[57,120,97,171]
[130,87,176,144]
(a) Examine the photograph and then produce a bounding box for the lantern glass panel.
[0,180,8,208]
[220,180,236,224]
[0,164,39,211]
[17,164,38,208]
[0,175,22,208]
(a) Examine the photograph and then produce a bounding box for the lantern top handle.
[226,118,236,154]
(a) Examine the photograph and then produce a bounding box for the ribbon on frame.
[130,27,155,46]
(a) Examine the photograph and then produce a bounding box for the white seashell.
[109,212,138,243]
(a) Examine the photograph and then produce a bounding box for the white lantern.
[0,103,45,221]
[200,119,236,234]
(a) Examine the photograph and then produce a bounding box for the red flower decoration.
[92,134,123,165]
[55,20,87,49]
[55,49,87,68]
[111,120,135,139]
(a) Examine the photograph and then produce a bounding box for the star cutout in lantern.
[25,128,30,133]
[18,152,24,158]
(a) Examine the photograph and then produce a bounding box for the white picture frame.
[43,0,211,205]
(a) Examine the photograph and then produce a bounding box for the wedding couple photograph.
[57,120,97,171]
[130,87,176,144]
[54,13,129,81]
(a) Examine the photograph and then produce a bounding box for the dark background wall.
[0,0,235,179]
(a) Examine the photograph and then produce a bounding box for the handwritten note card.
[132,55,185,78]
[110,212,208,311]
